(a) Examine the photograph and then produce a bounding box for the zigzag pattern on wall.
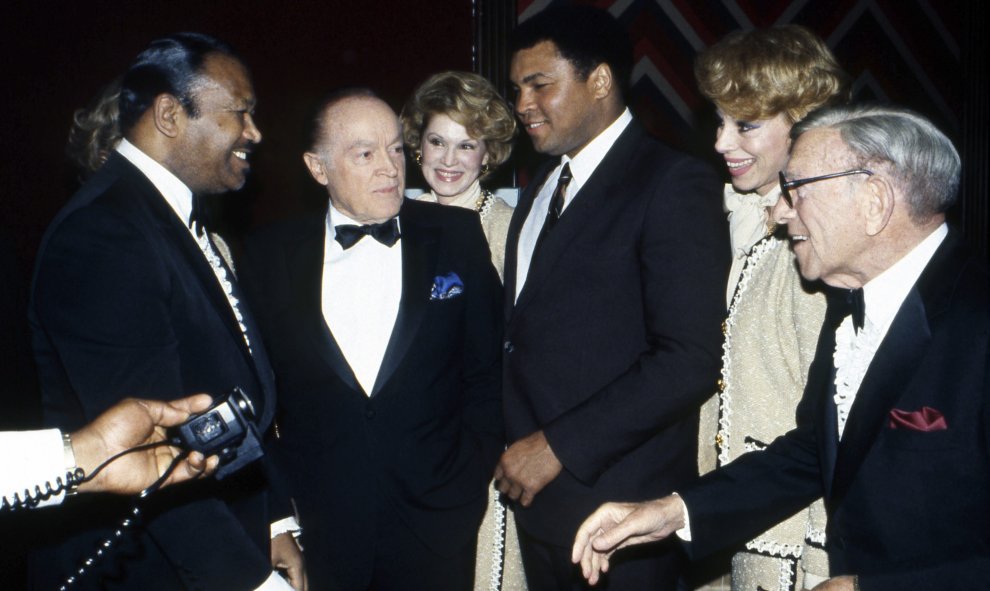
[517,0,964,153]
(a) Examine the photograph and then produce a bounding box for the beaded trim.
[486,494,507,591]
[476,190,495,220]
[716,236,782,466]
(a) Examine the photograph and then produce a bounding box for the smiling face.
[171,53,261,195]
[783,128,871,288]
[715,111,792,196]
[510,40,608,158]
[304,96,405,224]
[420,112,488,202]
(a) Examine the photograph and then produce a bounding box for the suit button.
[365,408,375,420]
[503,341,514,353]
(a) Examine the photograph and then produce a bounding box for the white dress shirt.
[833,223,948,438]
[514,109,634,301]
[322,205,403,395]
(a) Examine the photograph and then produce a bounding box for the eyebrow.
[519,72,550,85]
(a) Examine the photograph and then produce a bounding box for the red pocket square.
[888,406,947,431]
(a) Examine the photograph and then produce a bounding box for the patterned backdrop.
[495,0,985,255]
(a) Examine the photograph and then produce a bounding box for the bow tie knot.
[842,288,866,333]
[334,219,400,250]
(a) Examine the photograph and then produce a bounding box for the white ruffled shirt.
[833,223,948,438]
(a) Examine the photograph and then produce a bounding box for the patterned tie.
[334,218,401,250]
[533,163,572,256]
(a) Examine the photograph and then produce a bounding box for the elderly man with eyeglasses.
[572,104,990,591]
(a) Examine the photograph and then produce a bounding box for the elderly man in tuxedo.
[30,33,302,590]
[241,89,503,591]
[494,5,728,590]
[574,104,990,591]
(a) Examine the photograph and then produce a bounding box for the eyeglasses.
[778,169,874,208]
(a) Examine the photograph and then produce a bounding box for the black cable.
[58,448,190,591]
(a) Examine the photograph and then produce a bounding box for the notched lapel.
[289,227,363,394]
[372,217,438,397]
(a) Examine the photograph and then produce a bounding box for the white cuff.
[254,570,296,591]
[270,516,301,540]
[672,492,692,542]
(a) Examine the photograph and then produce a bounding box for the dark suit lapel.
[504,160,552,323]
[288,221,364,394]
[372,208,438,396]
[829,232,963,502]
[128,161,272,404]
[512,124,647,316]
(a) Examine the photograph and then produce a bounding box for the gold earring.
[414,153,422,166]
[480,163,491,176]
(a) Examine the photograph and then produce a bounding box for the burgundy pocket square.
[888,406,947,432]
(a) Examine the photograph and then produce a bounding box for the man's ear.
[152,94,184,138]
[303,152,329,186]
[863,174,896,236]
[588,63,613,100]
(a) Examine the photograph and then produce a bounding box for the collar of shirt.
[554,108,633,211]
[116,139,194,226]
[862,222,948,338]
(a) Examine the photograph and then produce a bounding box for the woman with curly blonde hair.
[402,71,516,280]
[693,25,848,591]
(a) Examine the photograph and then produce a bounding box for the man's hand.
[571,496,687,585]
[271,532,308,591]
[810,576,856,591]
[494,430,562,507]
[72,395,219,494]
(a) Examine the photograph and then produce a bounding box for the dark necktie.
[189,195,208,237]
[334,218,401,250]
[533,163,572,256]
[842,288,866,333]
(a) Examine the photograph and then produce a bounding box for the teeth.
[726,159,754,169]
[233,150,247,160]
[527,122,544,129]
[791,235,809,242]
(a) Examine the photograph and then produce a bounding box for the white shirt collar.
[561,108,633,194]
[116,138,194,226]
[862,222,948,334]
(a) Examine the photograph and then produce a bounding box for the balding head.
[303,91,405,223]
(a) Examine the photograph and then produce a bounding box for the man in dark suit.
[30,33,303,590]
[573,105,990,591]
[494,5,729,589]
[240,90,503,591]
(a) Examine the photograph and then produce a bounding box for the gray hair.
[792,104,960,223]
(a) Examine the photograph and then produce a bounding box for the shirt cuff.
[0,428,67,508]
[254,571,296,591]
[672,492,692,542]
[270,516,301,540]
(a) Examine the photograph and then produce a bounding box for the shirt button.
[503,341,514,353]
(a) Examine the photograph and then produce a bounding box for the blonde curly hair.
[695,25,848,123]
[401,71,516,177]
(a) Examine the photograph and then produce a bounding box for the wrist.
[68,429,103,493]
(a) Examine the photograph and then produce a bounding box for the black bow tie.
[334,219,400,250]
[189,195,208,237]
[842,288,866,333]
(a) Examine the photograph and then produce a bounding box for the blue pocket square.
[430,272,464,300]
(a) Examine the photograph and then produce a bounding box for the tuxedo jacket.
[241,198,504,589]
[681,231,990,590]
[502,121,729,545]
[29,153,280,590]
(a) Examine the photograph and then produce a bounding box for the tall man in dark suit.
[30,33,303,590]
[240,90,503,591]
[494,6,729,589]
[574,105,990,591]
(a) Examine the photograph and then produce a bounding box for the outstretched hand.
[571,496,687,585]
[72,394,219,495]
